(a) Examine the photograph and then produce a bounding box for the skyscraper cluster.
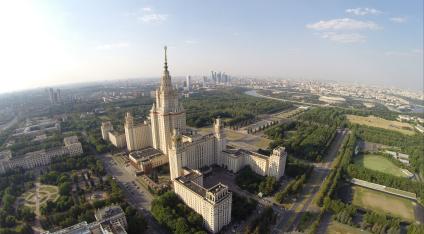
[210,71,231,84]
[47,88,62,104]
[185,75,191,91]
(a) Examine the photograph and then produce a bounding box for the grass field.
[347,115,415,135]
[353,154,406,177]
[198,127,271,149]
[352,185,416,221]
[327,221,370,234]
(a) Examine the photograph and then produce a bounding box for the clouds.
[306,18,379,43]
[319,32,366,44]
[346,8,382,16]
[139,13,168,23]
[390,17,407,23]
[126,6,168,23]
[306,18,380,31]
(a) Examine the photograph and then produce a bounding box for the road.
[97,153,168,234]
[271,129,348,233]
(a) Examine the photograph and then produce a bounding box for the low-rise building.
[415,124,424,134]
[128,147,168,173]
[44,205,127,234]
[0,136,83,174]
[385,150,410,165]
[220,146,287,180]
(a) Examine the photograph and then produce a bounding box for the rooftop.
[184,181,207,197]
[44,221,90,234]
[63,136,79,146]
[95,204,124,221]
[129,147,163,161]
[207,183,228,194]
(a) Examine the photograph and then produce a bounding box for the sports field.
[353,154,407,177]
[327,221,370,234]
[346,115,415,135]
[352,185,416,221]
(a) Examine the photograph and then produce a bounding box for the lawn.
[19,184,59,210]
[327,221,370,234]
[352,185,416,222]
[347,115,415,135]
[353,154,406,177]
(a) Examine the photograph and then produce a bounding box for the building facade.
[44,205,127,234]
[0,136,83,174]
[98,47,287,233]
[173,169,232,233]
[108,131,127,148]
[101,121,114,141]
[124,112,152,151]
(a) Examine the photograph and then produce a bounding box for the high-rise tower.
[150,47,186,155]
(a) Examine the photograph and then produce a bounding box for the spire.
[164,46,168,71]
[160,46,172,91]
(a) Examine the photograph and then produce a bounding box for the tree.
[59,182,72,196]
[17,207,35,222]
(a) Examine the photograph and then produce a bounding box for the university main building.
[101,47,287,233]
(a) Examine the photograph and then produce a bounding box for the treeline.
[151,191,207,234]
[0,169,35,234]
[267,108,343,162]
[346,164,424,204]
[298,107,346,127]
[231,193,258,222]
[265,121,296,140]
[235,166,277,196]
[354,125,424,177]
[243,207,275,234]
[182,89,292,128]
[274,165,313,203]
[269,123,336,162]
[307,132,356,234]
[325,199,402,233]
[314,132,356,206]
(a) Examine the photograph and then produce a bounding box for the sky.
[0,0,422,93]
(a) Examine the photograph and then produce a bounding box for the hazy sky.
[0,0,422,93]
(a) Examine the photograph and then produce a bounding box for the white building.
[101,121,114,141]
[219,146,287,179]
[99,47,287,233]
[128,147,168,173]
[108,131,126,149]
[174,169,232,233]
[124,112,152,151]
[0,136,83,174]
[44,205,127,234]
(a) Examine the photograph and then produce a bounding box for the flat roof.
[184,181,207,197]
[129,147,162,160]
[223,147,268,160]
[208,183,227,194]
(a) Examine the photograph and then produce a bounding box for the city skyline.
[0,0,422,94]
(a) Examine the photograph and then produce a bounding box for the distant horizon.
[0,1,422,94]
[1,75,422,96]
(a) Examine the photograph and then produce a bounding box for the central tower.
[150,46,186,155]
